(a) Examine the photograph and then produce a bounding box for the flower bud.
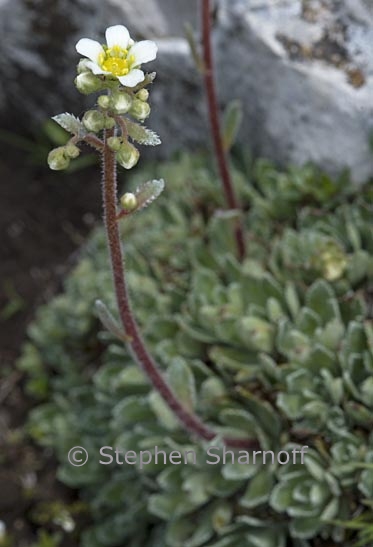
[77,58,92,74]
[75,72,103,95]
[47,147,70,171]
[64,143,81,159]
[319,247,347,281]
[136,89,149,102]
[97,95,111,109]
[82,110,105,132]
[104,116,116,129]
[116,141,140,170]
[112,91,133,114]
[129,99,151,121]
[107,137,122,152]
[120,192,138,212]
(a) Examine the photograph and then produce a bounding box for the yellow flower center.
[99,45,135,77]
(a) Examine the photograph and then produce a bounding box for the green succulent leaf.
[305,280,340,324]
[18,151,373,547]
[239,316,275,353]
[289,517,322,539]
[167,358,196,412]
[240,468,275,508]
[148,392,179,431]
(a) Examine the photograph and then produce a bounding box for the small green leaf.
[270,482,294,512]
[148,492,198,519]
[239,316,275,353]
[126,119,161,146]
[285,282,301,319]
[242,396,281,441]
[289,517,322,539]
[240,469,274,508]
[183,472,211,505]
[306,280,339,324]
[184,22,204,72]
[135,179,165,211]
[222,99,243,151]
[296,307,320,335]
[52,113,85,136]
[219,409,257,437]
[148,391,179,430]
[94,299,127,341]
[277,393,304,419]
[359,468,373,498]
[222,459,260,480]
[245,527,285,547]
[112,396,153,427]
[167,358,196,411]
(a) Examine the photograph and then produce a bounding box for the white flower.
[76,25,157,87]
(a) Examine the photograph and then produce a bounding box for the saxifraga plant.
[18,5,373,547]
[47,19,258,450]
[21,153,373,547]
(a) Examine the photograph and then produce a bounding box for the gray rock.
[213,0,373,182]
[1,0,373,182]
[148,39,206,160]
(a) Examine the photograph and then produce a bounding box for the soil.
[0,141,102,546]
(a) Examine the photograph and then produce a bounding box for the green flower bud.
[136,89,149,102]
[112,91,133,114]
[47,147,70,171]
[129,99,151,121]
[75,72,103,95]
[312,241,348,281]
[64,143,80,159]
[120,192,138,212]
[320,248,348,281]
[107,137,122,152]
[82,110,105,132]
[97,95,111,109]
[104,116,116,129]
[116,141,140,170]
[77,59,92,74]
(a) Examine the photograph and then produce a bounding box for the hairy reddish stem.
[114,115,128,139]
[83,133,105,152]
[101,127,259,450]
[201,0,246,260]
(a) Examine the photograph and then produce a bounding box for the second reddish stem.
[201,0,246,260]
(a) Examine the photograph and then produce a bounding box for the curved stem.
[83,133,105,152]
[102,127,259,450]
[201,0,246,261]
[114,115,128,139]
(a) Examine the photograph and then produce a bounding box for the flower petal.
[106,25,130,49]
[129,40,157,66]
[86,61,111,75]
[118,69,145,87]
[76,38,104,63]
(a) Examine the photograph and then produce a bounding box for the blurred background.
[1,0,373,545]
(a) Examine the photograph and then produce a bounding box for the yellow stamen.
[99,44,135,77]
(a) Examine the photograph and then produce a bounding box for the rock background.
[1,0,373,181]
